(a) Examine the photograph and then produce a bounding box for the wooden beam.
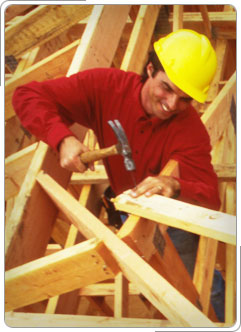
[120,5,161,74]
[5,142,71,270]
[5,5,93,57]
[193,237,218,315]
[67,5,131,75]
[213,163,236,181]
[79,282,139,296]
[114,272,129,318]
[36,172,215,327]
[5,39,80,120]
[169,11,236,23]
[113,193,236,246]
[172,5,183,31]
[201,72,236,147]
[5,238,118,311]
[5,143,38,200]
[70,165,108,185]
[5,312,174,328]
[199,5,212,40]
[5,5,34,22]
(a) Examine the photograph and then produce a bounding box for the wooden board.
[5,142,71,270]
[5,238,118,311]
[5,5,93,57]
[36,172,215,327]
[113,193,236,245]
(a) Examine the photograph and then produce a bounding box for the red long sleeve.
[12,68,220,210]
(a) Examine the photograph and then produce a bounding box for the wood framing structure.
[4,4,237,328]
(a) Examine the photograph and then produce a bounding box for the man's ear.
[146,62,154,78]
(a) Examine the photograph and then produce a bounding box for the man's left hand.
[129,175,180,198]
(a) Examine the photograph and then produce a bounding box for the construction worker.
[12,29,224,320]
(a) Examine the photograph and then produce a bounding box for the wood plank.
[201,71,236,147]
[207,39,229,101]
[70,165,108,185]
[79,283,139,296]
[169,11,236,23]
[121,5,161,74]
[5,39,80,120]
[113,193,236,245]
[5,238,118,311]
[225,244,236,324]
[114,272,129,318]
[5,143,38,200]
[193,237,218,315]
[213,163,236,181]
[36,172,215,327]
[5,312,173,328]
[5,142,71,270]
[172,5,183,31]
[199,5,212,40]
[5,5,34,22]
[67,5,131,75]
[5,5,93,57]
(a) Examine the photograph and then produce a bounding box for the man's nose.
[168,94,179,111]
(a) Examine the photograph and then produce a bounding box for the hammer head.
[108,120,136,172]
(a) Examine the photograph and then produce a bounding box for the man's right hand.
[58,136,95,173]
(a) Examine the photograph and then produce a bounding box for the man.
[12,29,224,319]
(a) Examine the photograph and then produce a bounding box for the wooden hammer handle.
[80,145,119,164]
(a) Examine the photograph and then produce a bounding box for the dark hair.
[141,50,165,83]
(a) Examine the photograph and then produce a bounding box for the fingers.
[129,177,162,198]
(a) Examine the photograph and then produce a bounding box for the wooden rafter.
[5,5,93,57]
[36,171,215,327]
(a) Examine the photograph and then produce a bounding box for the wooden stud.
[36,171,215,327]
[67,5,131,75]
[172,5,183,31]
[121,5,161,74]
[114,272,129,318]
[199,5,212,40]
[113,192,236,246]
[5,5,93,57]
[5,143,38,200]
[5,142,71,270]
[193,237,218,315]
[5,238,118,311]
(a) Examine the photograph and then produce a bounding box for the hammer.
[79,119,136,173]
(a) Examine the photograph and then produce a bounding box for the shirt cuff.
[47,123,75,151]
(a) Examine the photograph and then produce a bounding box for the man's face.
[142,63,192,120]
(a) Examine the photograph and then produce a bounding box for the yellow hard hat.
[154,29,217,103]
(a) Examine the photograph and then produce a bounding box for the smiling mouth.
[162,103,169,112]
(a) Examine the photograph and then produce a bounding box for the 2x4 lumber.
[5,5,93,57]
[207,39,229,101]
[120,5,161,74]
[79,282,139,296]
[114,272,129,318]
[201,71,236,147]
[5,312,173,328]
[172,5,183,31]
[5,238,118,311]
[113,193,236,246]
[199,5,212,40]
[5,39,80,120]
[225,244,236,324]
[5,142,38,200]
[70,165,108,185]
[67,5,131,75]
[169,11,236,24]
[36,171,215,327]
[5,5,34,22]
[193,237,218,315]
[5,142,71,270]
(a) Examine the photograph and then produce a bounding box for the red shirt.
[12,68,220,210]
